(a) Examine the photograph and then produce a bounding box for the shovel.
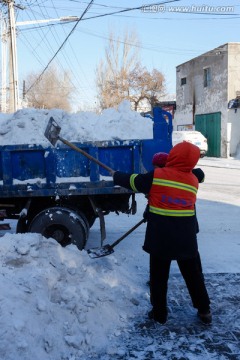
[44,117,115,175]
[87,218,146,258]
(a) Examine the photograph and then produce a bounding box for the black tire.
[28,207,88,250]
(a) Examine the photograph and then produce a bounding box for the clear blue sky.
[1,0,240,110]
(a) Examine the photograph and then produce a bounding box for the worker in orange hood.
[113,142,211,325]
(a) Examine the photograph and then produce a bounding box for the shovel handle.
[59,136,115,175]
[87,218,146,258]
[111,218,146,249]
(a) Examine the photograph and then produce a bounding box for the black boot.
[197,308,212,325]
[148,308,168,324]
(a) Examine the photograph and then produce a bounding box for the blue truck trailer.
[0,107,172,250]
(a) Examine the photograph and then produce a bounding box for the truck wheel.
[28,207,88,250]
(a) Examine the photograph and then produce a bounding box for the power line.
[48,0,94,103]
[24,0,181,95]
[81,0,181,21]
[25,0,95,94]
[17,0,236,105]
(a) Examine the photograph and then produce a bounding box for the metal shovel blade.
[87,219,145,259]
[87,244,114,259]
[44,117,61,146]
[44,117,115,175]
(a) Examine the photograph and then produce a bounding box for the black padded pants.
[149,253,210,312]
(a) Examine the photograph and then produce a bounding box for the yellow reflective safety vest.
[148,167,198,217]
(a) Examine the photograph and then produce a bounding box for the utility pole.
[1,0,20,113]
[8,0,19,113]
[1,14,7,112]
[0,6,79,113]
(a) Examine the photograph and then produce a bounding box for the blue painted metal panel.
[98,144,137,175]
[0,107,173,198]
[89,147,100,182]
[1,150,13,186]
[44,149,57,185]
[11,150,45,180]
[153,107,173,145]
[54,147,89,178]
[0,152,2,181]
[141,139,172,173]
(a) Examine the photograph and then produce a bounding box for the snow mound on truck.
[0,100,153,146]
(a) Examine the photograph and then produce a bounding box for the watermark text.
[141,4,235,14]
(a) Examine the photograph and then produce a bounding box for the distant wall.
[228,109,240,156]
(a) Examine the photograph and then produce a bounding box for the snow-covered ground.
[0,103,240,359]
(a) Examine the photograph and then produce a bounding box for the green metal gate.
[195,112,221,157]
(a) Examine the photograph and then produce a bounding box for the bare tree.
[25,65,74,111]
[129,66,166,110]
[96,29,140,109]
[96,29,166,111]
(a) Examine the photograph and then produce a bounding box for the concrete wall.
[228,43,240,101]
[175,43,240,157]
[226,44,240,156]
[227,109,240,156]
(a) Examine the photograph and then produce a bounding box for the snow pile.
[0,232,148,359]
[0,101,153,146]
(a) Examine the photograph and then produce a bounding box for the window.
[204,68,211,87]
[181,77,187,86]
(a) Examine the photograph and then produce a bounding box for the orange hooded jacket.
[148,142,200,217]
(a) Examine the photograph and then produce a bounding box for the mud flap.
[98,209,106,245]
[88,197,106,245]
